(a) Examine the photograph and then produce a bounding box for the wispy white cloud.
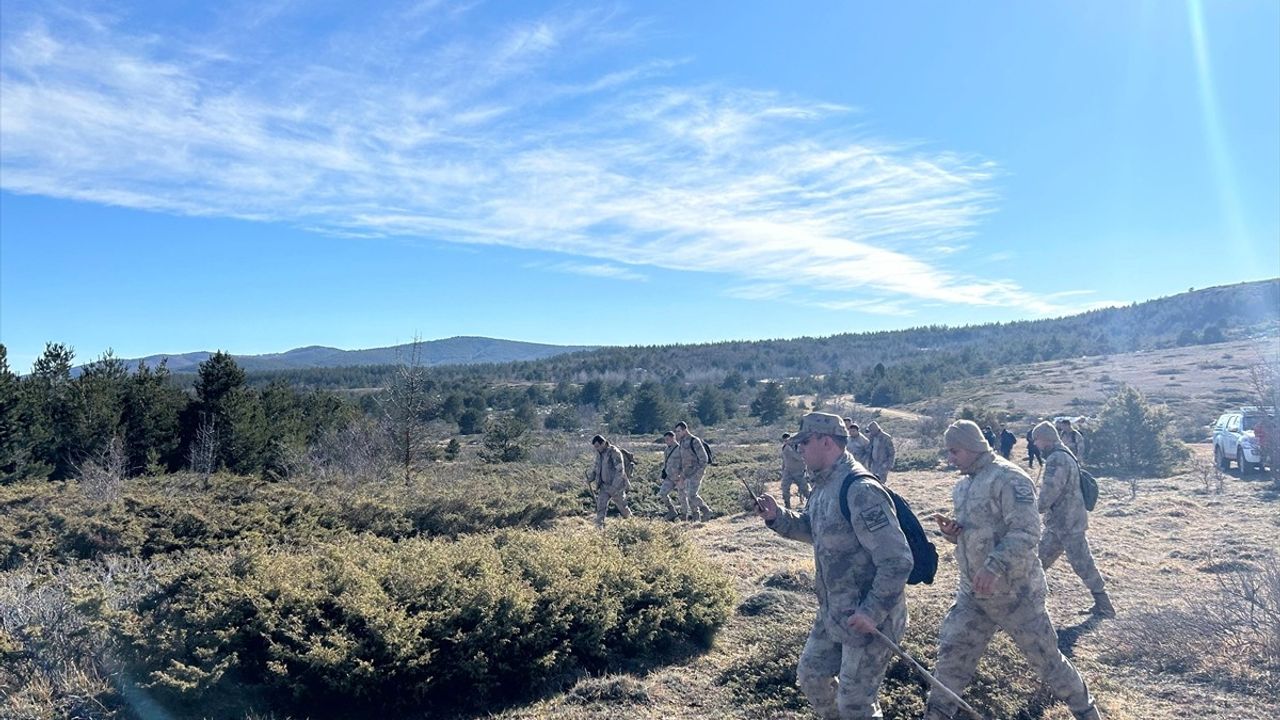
[0,1,1077,316]
[541,262,649,282]
[724,284,791,301]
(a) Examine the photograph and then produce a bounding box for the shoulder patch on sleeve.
[860,505,890,532]
[1012,476,1035,504]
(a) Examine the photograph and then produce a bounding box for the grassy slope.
[921,337,1279,435]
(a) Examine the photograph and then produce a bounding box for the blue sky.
[2,0,1278,372]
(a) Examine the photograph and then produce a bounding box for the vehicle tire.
[1215,444,1230,470]
[1238,450,1251,476]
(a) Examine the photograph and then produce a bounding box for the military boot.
[1073,705,1103,720]
[1087,591,1117,618]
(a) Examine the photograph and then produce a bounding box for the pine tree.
[121,360,184,475]
[480,415,529,463]
[22,343,82,478]
[184,351,249,474]
[695,386,725,426]
[0,345,22,482]
[749,382,789,425]
[1088,385,1188,475]
[628,381,673,434]
[77,349,129,461]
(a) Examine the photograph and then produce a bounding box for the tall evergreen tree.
[628,380,673,434]
[22,343,82,478]
[77,349,129,461]
[0,345,22,482]
[749,382,789,425]
[121,360,184,474]
[183,351,249,473]
[694,386,725,426]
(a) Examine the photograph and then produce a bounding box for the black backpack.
[1048,448,1098,511]
[839,472,938,585]
[691,436,714,465]
[616,448,637,478]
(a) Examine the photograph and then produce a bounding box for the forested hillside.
[243,279,1279,402]
[102,336,595,375]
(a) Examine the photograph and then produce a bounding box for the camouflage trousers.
[870,465,891,485]
[796,606,906,719]
[926,589,1094,718]
[681,468,712,519]
[1039,529,1107,594]
[656,477,683,513]
[594,483,632,528]
[781,471,810,508]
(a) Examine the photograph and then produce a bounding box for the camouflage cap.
[789,412,850,444]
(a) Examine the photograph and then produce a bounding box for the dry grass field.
[928,337,1278,439]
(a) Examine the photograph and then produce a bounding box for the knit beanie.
[944,420,991,453]
[1031,421,1060,444]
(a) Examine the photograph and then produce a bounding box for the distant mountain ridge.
[113,337,597,373]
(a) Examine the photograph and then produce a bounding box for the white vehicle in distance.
[1212,407,1275,474]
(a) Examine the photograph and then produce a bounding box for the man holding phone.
[925,420,1103,720]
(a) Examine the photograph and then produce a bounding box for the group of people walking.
[585,409,1112,718]
[783,417,896,509]
[759,412,1112,720]
[586,421,714,528]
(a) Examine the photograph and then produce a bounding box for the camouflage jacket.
[1039,445,1088,535]
[848,433,871,466]
[592,443,628,492]
[1061,429,1083,458]
[662,444,683,484]
[952,452,1045,596]
[679,434,709,475]
[767,452,912,637]
[868,432,896,476]
[781,442,806,477]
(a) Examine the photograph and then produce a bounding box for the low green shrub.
[0,470,574,569]
[895,448,942,472]
[114,522,736,718]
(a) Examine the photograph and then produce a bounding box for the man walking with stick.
[754,412,912,719]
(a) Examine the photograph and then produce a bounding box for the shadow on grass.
[1057,614,1103,657]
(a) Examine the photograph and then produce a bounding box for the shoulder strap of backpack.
[839,471,888,524]
[1047,446,1079,465]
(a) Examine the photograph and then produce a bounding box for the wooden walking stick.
[872,628,986,720]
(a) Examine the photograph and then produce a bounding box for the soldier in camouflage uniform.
[674,421,715,521]
[1056,418,1084,459]
[781,432,811,510]
[1032,422,1115,618]
[865,421,896,484]
[845,419,871,467]
[756,412,913,719]
[657,431,685,520]
[926,420,1102,720]
[589,434,632,529]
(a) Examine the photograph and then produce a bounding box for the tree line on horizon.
[1,279,1275,483]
